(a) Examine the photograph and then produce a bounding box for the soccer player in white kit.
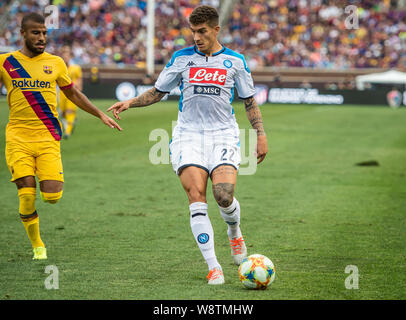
[108,5,268,285]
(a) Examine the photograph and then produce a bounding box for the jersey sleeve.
[154,55,183,93]
[56,58,73,90]
[234,57,256,99]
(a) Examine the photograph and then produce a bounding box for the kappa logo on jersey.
[194,85,221,96]
[189,67,227,86]
[186,61,196,67]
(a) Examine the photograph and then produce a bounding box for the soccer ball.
[238,254,276,289]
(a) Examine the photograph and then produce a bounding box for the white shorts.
[169,126,241,176]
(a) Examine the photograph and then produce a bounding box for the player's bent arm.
[244,97,268,164]
[129,87,166,108]
[62,85,122,131]
[107,87,166,120]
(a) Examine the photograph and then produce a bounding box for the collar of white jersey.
[193,44,226,57]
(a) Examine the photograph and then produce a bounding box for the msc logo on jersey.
[194,85,220,96]
[197,233,210,244]
[189,67,227,86]
[43,65,53,74]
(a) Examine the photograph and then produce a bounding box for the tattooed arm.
[244,97,268,164]
[128,87,166,108]
[107,87,166,120]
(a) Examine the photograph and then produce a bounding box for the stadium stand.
[1,0,405,70]
[223,0,406,71]
[0,0,405,88]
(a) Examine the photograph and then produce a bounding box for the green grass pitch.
[0,99,405,300]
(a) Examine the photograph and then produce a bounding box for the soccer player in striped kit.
[0,13,122,260]
[108,5,268,284]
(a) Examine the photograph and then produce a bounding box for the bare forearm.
[244,97,266,136]
[129,87,165,108]
[64,88,102,118]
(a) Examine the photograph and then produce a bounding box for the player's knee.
[186,186,206,203]
[40,191,63,204]
[18,188,36,215]
[213,183,234,208]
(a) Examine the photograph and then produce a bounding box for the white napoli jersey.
[154,45,256,131]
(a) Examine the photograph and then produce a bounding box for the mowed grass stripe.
[0,100,405,299]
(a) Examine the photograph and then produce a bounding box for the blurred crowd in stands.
[0,0,405,71]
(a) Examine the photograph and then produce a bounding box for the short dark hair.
[21,12,45,30]
[189,5,219,27]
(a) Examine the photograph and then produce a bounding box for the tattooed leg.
[211,165,237,207]
[211,165,247,265]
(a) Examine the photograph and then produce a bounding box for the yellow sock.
[18,188,44,249]
[64,112,76,135]
[21,214,44,249]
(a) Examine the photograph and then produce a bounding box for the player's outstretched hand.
[107,101,131,120]
[100,113,123,131]
[256,135,268,164]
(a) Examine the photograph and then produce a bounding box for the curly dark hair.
[189,5,219,27]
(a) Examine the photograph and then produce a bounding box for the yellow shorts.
[59,94,78,112]
[5,141,64,182]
